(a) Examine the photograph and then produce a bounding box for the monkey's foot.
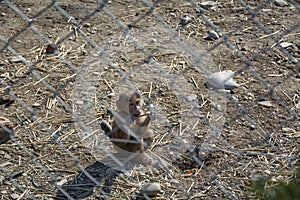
[134,152,153,165]
[143,137,153,149]
[100,121,112,137]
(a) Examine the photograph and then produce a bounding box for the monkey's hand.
[146,111,157,121]
[100,121,112,137]
[149,104,158,121]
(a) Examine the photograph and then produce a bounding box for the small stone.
[249,124,256,130]
[141,182,161,196]
[206,30,219,40]
[206,70,239,90]
[187,94,197,101]
[199,1,216,9]
[274,0,288,7]
[264,170,271,175]
[0,72,9,78]
[75,100,84,105]
[45,43,57,54]
[82,23,91,28]
[0,175,4,185]
[282,127,295,132]
[179,13,191,26]
[0,117,13,144]
[280,42,293,48]
[32,102,41,107]
[10,194,20,200]
[258,101,273,108]
[10,57,22,63]
[57,178,67,186]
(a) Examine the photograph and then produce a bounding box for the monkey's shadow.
[54,156,124,200]
[54,152,163,200]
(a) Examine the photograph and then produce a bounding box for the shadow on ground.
[55,160,122,199]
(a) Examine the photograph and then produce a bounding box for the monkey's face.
[117,92,144,121]
[129,98,142,120]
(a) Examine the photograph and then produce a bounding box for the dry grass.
[1,0,299,199]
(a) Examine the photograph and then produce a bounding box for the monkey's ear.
[116,94,130,111]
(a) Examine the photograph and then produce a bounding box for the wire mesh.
[0,0,299,199]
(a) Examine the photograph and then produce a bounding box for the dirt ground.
[0,0,299,199]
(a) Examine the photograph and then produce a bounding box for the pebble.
[9,57,22,63]
[199,1,216,9]
[249,124,256,130]
[206,30,219,40]
[75,100,84,105]
[45,43,57,54]
[274,0,288,7]
[282,127,295,132]
[10,194,20,200]
[258,101,273,108]
[280,42,293,48]
[206,70,239,90]
[32,102,41,107]
[187,94,197,101]
[0,72,9,78]
[82,22,91,28]
[0,175,3,186]
[141,182,161,196]
[180,13,191,26]
[57,178,68,186]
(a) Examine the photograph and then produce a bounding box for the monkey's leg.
[126,136,154,165]
[100,121,112,137]
[142,130,154,150]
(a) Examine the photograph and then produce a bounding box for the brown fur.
[101,92,154,164]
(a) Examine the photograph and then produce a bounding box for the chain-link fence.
[0,0,299,199]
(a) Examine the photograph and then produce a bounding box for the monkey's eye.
[136,101,140,105]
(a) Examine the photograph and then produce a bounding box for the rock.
[187,94,197,101]
[10,194,20,200]
[180,13,191,26]
[141,182,161,196]
[45,43,57,54]
[0,72,9,78]
[0,117,13,144]
[274,0,288,7]
[75,100,84,105]
[57,178,67,186]
[82,22,91,28]
[0,175,3,185]
[32,102,41,107]
[258,101,273,108]
[9,57,22,63]
[199,1,216,9]
[280,42,293,48]
[206,70,239,90]
[206,30,219,40]
[249,124,256,130]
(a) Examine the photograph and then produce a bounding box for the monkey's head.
[116,92,144,120]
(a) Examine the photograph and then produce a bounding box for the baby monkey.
[101,91,154,165]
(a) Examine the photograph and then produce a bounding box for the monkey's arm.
[100,121,112,137]
[113,112,149,138]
